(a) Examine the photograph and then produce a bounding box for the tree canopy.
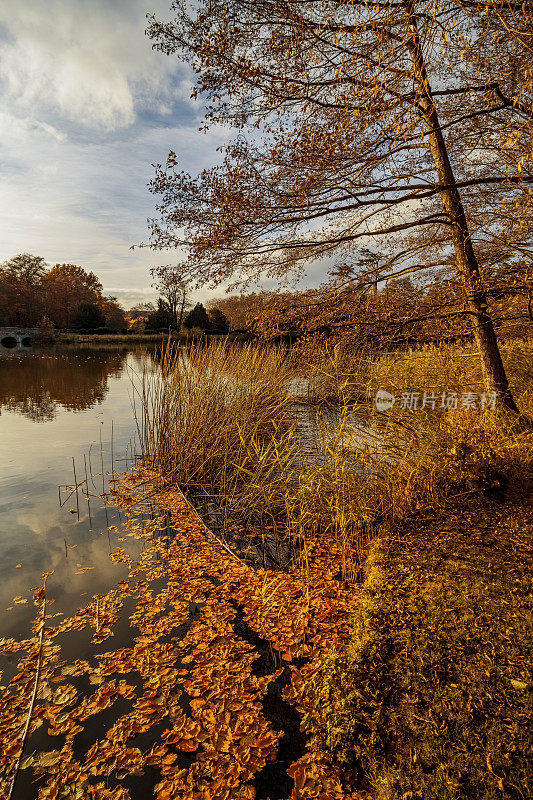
[208,307,230,334]
[184,302,211,331]
[151,264,190,330]
[70,302,106,331]
[147,0,533,408]
[43,264,103,328]
[0,254,126,331]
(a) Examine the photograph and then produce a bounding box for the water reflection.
[0,348,128,421]
[0,348,151,644]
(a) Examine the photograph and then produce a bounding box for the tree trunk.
[403,0,518,412]
[177,291,187,331]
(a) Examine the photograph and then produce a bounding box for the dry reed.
[134,338,533,573]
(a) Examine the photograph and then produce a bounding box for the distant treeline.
[0,253,234,336]
[0,254,126,331]
[205,273,532,350]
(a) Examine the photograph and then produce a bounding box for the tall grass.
[136,338,533,572]
[135,342,299,561]
[138,341,293,479]
[303,338,533,410]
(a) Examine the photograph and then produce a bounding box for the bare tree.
[151,265,190,330]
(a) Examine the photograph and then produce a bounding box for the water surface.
[0,346,153,642]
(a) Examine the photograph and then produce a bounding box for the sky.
[0,0,234,308]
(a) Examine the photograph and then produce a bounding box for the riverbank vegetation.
[1,0,532,796]
[134,336,532,798]
[139,2,532,787]
[139,339,533,547]
[1,335,530,798]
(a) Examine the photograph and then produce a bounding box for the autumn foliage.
[146,0,533,408]
[0,469,363,800]
[0,254,126,331]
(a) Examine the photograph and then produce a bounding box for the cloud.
[0,0,185,131]
[0,1,333,306]
[0,111,229,303]
[0,1,230,304]
[33,120,68,142]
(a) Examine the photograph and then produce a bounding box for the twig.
[175,485,246,565]
[95,596,100,634]
[8,574,49,799]
[72,458,80,519]
[84,453,93,529]
[111,420,115,479]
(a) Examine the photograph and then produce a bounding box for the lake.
[0,346,154,644]
[0,343,347,800]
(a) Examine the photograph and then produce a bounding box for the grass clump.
[309,498,533,799]
[136,341,297,558]
[139,340,292,484]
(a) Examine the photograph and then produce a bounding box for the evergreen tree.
[184,302,210,331]
[70,302,106,330]
[208,308,230,334]
[146,298,174,330]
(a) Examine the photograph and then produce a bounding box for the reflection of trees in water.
[0,349,128,421]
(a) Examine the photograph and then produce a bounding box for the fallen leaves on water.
[0,466,362,799]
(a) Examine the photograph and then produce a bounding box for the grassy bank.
[57,330,249,345]
[309,495,532,799]
[58,331,182,344]
[135,336,532,797]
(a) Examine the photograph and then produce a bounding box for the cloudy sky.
[0,0,233,308]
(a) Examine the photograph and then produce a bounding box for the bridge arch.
[0,327,41,349]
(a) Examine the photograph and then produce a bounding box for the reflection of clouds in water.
[0,508,131,639]
[0,348,128,420]
[0,348,152,641]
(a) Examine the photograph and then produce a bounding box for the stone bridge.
[0,327,40,348]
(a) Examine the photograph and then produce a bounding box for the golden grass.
[136,338,533,573]
[134,341,296,556]
[303,338,533,410]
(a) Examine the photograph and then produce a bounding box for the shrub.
[70,302,106,330]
